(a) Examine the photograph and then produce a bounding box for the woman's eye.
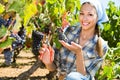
[80,13,84,15]
[89,14,93,16]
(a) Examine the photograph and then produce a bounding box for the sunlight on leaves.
[0,3,5,14]
[23,2,38,26]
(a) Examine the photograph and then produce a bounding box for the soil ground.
[0,49,50,80]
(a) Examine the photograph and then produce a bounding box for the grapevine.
[11,25,26,63]
[0,0,80,79]
[31,30,44,57]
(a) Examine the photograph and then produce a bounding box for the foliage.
[0,25,7,38]
[0,0,120,80]
[96,45,120,80]
[96,1,120,79]
[2,0,80,49]
[0,36,15,48]
[0,3,5,14]
[102,1,120,47]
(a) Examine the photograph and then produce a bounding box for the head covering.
[80,0,109,29]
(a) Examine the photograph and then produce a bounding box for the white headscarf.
[81,0,109,29]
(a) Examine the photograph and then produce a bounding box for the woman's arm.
[76,51,86,75]
[45,62,56,71]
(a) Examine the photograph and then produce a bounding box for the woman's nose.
[83,15,88,20]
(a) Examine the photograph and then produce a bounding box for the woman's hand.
[39,44,54,65]
[59,40,82,55]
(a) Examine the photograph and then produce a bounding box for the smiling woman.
[38,0,109,80]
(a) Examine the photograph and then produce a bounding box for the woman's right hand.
[39,44,54,65]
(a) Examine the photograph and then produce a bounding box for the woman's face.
[79,3,98,30]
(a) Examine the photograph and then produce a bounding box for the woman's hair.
[95,25,103,57]
[81,2,96,10]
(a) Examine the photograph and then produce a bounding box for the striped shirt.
[54,24,108,80]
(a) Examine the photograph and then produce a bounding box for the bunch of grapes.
[0,17,7,27]
[5,17,15,27]
[32,30,44,57]
[0,11,16,28]
[10,26,26,63]
[56,28,68,42]
[18,25,26,42]
[0,17,15,28]
[10,26,26,50]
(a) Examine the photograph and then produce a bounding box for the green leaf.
[0,25,7,38]
[23,2,38,26]
[65,0,75,12]
[25,24,36,37]
[12,14,22,32]
[117,42,120,47]
[104,24,111,31]
[0,3,5,14]
[47,0,57,4]
[3,0,8,2]
[8,0,25,17]
[0,37,15,48]
[113,47,120,53]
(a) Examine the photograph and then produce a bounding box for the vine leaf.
[0,3,5,14]
[23,2,38,26]
[0,37,15,48]
[0,25,7,38]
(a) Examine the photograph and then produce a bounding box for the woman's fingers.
[42,44,48,48]
[59,40,77,50]
[59,40,71,50]
[39,44,55,64]
[59,40,82,53]
[48,46,54,62]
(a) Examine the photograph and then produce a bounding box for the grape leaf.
[0,25,7,38]
[8,0,25,17]
[23,2,38,26]
[0,37,15,48]
[0,3,5,14]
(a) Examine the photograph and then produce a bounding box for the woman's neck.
[80,28,95,40]
[79,28,95,47]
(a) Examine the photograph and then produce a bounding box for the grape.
[0,16,16,28]
[5,17,13,27]
[11,26,26,50]
[18,25,26,41]
[44,23,52,35]
[32,30,44,56]
[56,28,68,42]
[10,33,22,43]
[3,48,12,66]
[44,27,50,34]
[0,17,7,27]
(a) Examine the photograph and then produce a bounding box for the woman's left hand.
[59,40,82,55]
[39,44,54,65]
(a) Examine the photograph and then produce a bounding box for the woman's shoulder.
[99,37,109,54]
[99,37,108,47]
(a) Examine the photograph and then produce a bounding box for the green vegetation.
[0,0,120,79]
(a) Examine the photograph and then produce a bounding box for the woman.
[39,0,109,80]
